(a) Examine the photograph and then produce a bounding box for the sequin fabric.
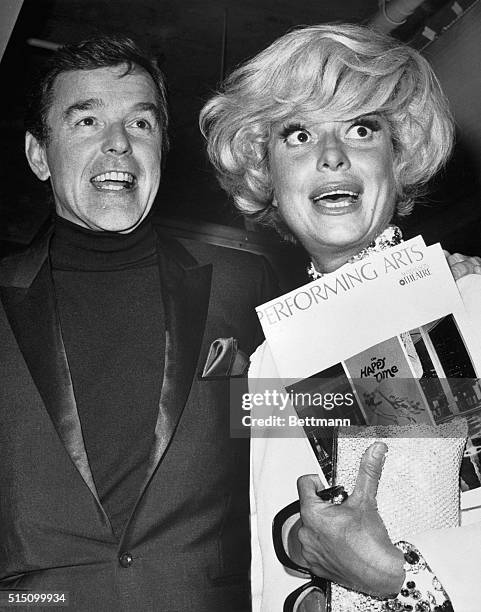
[307,225,403,280]
[381,541,453,611]
[330,420,467,612]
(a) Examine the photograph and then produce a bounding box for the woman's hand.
[444,251,481,281]
[295,442,405,598]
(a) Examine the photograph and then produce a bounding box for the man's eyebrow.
[61,99,161,123]
[62,98,104,121]
[131,102,161,120]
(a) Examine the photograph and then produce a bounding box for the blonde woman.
[201,24,481,611]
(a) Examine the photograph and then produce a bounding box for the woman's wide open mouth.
[310,182,363,209]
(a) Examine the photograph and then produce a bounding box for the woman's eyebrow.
[347,112,382,122]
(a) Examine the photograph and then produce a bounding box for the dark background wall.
[1,0,481,282]
[399,0,481,252]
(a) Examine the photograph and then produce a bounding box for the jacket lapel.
[138,233,212,492]
[1,226,212,531]
[0,233,109,526]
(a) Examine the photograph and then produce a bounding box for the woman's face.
[268,112,396,270]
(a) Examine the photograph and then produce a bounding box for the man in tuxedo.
[0,36,274,610]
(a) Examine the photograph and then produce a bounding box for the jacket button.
[119,552,133,568]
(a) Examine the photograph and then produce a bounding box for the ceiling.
[1,0,481,258]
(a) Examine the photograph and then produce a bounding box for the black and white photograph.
[1,1,481,611]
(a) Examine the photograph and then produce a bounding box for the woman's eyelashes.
[280,124,312,146]
[345,117,382,140]
[279,116,384,146]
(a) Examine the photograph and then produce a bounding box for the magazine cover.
[255,238,481,517]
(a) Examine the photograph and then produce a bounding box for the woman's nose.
[316,134,350,171]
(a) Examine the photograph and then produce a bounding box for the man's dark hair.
[25,36,169,155]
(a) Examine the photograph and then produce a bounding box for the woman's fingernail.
[372,442,387,458]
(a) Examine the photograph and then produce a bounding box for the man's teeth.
[98,184,124,191]
[92,171,134,183]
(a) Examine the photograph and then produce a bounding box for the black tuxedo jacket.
[0,223,276,611]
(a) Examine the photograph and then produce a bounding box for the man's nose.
[316,134,350,171]
[101,123,132,156]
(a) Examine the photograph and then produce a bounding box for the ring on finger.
[316,485,349,504]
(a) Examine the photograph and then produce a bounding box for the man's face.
[26,64,163,232]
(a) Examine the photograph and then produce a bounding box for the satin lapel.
[0,261,108,523]
[141,239,212,490]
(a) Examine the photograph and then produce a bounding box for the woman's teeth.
[313,190,360,207]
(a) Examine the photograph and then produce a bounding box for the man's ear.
[25,132,50,181]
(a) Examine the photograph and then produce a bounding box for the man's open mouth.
[311,189,361,208]
[91,171,136,191]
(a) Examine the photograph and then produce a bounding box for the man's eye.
[283,129,312,146]
[77,117,96,127]
[132,119,151,130]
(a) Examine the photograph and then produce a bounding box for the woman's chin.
[307,230,375,255]
[304,225,389,271]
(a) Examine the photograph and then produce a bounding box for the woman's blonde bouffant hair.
[200,23,454,237]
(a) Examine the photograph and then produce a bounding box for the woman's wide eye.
[345,123,375,140]
[284,129,312,146]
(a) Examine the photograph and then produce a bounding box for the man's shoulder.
[177,236,267,273]
[165,235,279,306]
[0,228,50,288]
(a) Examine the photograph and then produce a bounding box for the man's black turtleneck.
[51,216,165,540]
